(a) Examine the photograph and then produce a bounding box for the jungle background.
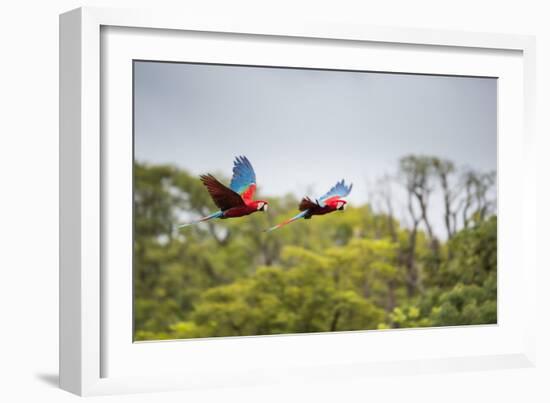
[134,154,497,341]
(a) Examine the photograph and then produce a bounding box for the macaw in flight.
[265,180,352,232]
[179,156,268,228]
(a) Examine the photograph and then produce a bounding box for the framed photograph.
[59,7,537,396]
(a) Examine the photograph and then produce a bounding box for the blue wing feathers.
[230,155,256,194]
[318,179,353,206]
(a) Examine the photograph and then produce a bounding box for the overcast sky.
[134,61,496,237]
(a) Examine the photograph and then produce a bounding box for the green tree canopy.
[133,158,497,341]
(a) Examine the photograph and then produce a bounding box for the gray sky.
[134,61,496,237]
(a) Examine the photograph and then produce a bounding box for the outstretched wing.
[200,174,245,211]
[229,156,257,203]
[264,211,308,232]
[299,197,319,211]
[318,179,353,207]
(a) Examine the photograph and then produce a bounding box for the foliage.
[133,158,497,341]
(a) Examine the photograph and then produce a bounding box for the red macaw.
[265,179,352,232]
[179,156,268,228]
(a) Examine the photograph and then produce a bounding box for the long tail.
[264,210,308,232]
[178,211,223,229]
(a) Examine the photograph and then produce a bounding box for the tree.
[460,170,496,229]
[399,155,437,296]
[431,158,457,240]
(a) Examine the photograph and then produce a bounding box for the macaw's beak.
[336,201,346,211]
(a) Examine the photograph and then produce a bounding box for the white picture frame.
[59,6,537,396]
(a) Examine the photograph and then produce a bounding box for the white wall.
[0,0,548,402]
